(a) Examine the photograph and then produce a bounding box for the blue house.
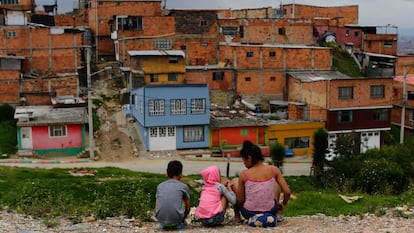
[131,84,210,151]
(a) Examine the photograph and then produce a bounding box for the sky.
[35,0,414,29]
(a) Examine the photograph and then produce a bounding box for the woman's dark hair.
[167,160,183,178]
[240,140,264,165]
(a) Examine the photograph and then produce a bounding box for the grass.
[0,166,412,224]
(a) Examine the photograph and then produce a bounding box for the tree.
[312,128,328,178]
[270,142,285,170]
[335,132,360,159]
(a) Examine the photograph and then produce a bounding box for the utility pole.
[86,47,95,160]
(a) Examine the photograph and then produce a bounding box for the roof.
[287,71,352,82]
[394,76,414,86]
[210,108,268,128]
[363,52,396,59]
[128,50,185,58]
[15,106,88,126]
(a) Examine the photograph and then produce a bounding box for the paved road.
[0,156,312,177]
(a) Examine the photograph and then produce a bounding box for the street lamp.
[86,47,112,160]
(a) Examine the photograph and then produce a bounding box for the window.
[168,73,178,81]
[155,39,172,49]
[7,31,16,38]
[180,45,186,50]
[270,76,276,81]
[200,20,208,26]
[338,87,353,100]
[149,99,165,116]
[384,41,393,48]
[408,91,414,100]
[354,31,360,37]
[118,16,142,30]
[245,77,251,82]
[370,85,385,98]
[246,52,254,57]
[49,125,66,137]
[374,109,389,121]
[150,74,158,82]
[184,126,204,142]
[168,127,175,136]
[171,99,186,115]
[213,72,224,81]
[200,42,208,47]
[191,98,206,114]
[159,127,166,137]
[169,57,178,63]
[2,0,19,4]
[150,127,158,137]
[278,27,286,35]
[410,110,414,122]
[269,51,276,57]
[240,128,248,136]
[284,137,310,149]
[338,110,353,123]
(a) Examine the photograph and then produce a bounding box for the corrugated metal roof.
[128,50,185,58]
[15,106,88,126]
[287,71,352,82]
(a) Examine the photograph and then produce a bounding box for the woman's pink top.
[242,166,276,212]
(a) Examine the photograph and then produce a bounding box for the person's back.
[242,165,276,212]
[155,160,190,229]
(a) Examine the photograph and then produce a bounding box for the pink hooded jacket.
[195,165,223,219]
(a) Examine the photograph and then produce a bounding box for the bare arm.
[183,198,190,220]
[274,167,291,212]
[235,173,245,204]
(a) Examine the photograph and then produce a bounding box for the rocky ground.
[1,208,414,233]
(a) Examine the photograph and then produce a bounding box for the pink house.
[14,106,88,156]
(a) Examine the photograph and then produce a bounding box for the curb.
[183,157,312,164]
[0,159,91,164]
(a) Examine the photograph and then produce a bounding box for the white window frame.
[170,99,186,115]
[149,99,165,116]
[191,98,206,114]
[155,39,172,49]
[7,31,16,38]
[183,126,204,142]
[49,125,67,137]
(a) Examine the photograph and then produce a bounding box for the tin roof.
[15,106,88,126]
[128,50,185,58]
[210,108,268,128]
[287,71,352,82]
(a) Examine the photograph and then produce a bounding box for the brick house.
[287,71,393,155]
[392,76,414,135]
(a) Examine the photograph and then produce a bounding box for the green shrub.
[270,142,285,168]
[0,104,14,122]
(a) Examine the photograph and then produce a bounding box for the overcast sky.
[36,0,414,29]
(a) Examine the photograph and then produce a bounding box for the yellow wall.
[266,121,325,157]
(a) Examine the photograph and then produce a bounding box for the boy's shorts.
[199,211,225,227]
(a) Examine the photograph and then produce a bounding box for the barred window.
[168,73,178,81]
[149,99,165,116]
[118,16,142,30]
[49,125,66,137]
[155,39,172,49]
[150,74,158,82]
[191,98,206,114]
[2,0,19,4]
[183,126,204,142]
[339,87,353,100]
[370,85,385,98]
[171,99,186,115]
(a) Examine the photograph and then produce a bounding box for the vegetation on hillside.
[321,42,363,77]
[0,104,17,156]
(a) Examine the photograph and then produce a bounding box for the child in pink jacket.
[195,165,236,227]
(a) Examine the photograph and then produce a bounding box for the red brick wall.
[0,70,21,104]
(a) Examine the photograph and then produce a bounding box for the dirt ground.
[87,66,142,163]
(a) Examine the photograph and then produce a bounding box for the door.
[149,126,176,151]
[20,127,33,149]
